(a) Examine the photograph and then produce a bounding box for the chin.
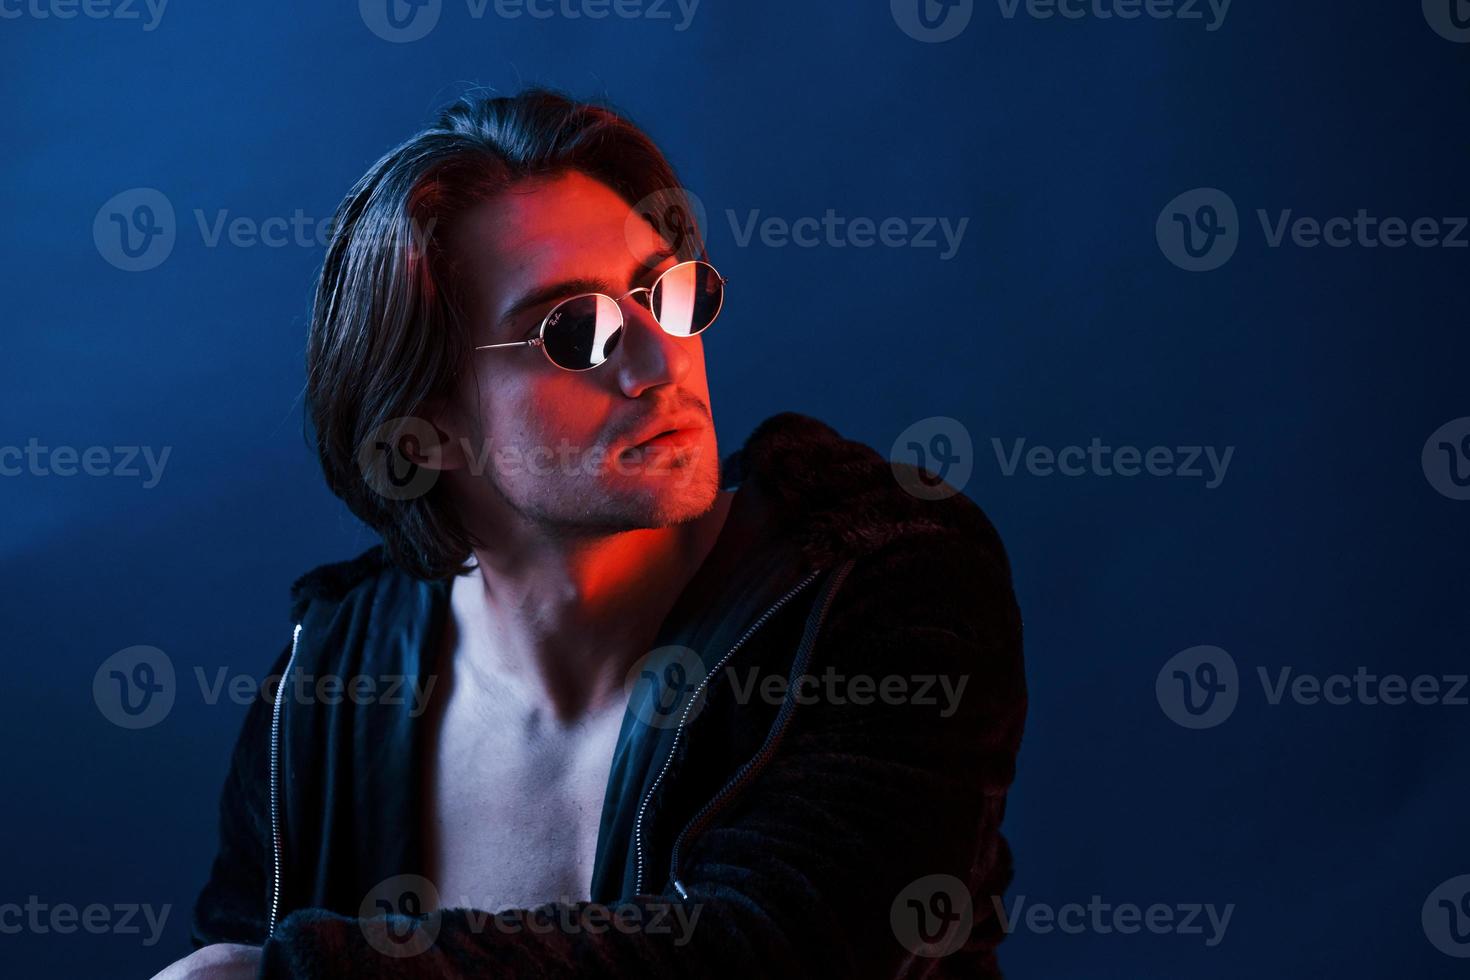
[600,441,722,527]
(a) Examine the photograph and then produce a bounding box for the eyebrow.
[496,246,678,332]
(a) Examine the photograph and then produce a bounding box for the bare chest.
[420,687,625,913]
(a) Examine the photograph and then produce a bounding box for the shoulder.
[287,543,396,624]
[737,413,1024,696]
[282,543,447,678]
[732,411,1015,578]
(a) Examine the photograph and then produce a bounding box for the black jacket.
[190,411,1027,978]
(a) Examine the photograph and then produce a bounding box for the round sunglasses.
[474,259,727,372]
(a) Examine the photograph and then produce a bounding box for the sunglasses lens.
[541,294,623,370]
[651,261,724,338]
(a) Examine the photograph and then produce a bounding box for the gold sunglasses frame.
[474,259,728,372]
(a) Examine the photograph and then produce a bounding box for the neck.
[451,489,735,724]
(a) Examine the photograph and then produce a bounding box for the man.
[155,88,1026,979]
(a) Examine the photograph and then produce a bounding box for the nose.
[612,291,693,398]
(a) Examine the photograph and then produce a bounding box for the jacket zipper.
[633,563,839,897]
[663,557,854,899]
[267,622,304,937]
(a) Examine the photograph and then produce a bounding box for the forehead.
[448,170,664,303]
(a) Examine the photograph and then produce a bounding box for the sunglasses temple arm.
[474,339,543,351]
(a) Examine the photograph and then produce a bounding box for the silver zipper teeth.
[632,567,823,896]
[665,557,854,895]
[267,622,303,937]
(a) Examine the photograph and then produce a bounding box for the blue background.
[2,1,1467,977]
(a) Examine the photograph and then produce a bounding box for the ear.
[401,398,468,472]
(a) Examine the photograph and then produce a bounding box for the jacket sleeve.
[258,527,1026,979]
[189,639,296,949]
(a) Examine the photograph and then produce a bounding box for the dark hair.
[305,87,701,581]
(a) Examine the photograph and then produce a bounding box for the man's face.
[436,169,722,535]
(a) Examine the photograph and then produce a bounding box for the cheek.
[685,337,711,387]
[475,370,612,457]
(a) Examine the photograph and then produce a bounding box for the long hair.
[305,87,700,580]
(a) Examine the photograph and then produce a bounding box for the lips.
[626,416,707,450]
[630,428,703,454]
